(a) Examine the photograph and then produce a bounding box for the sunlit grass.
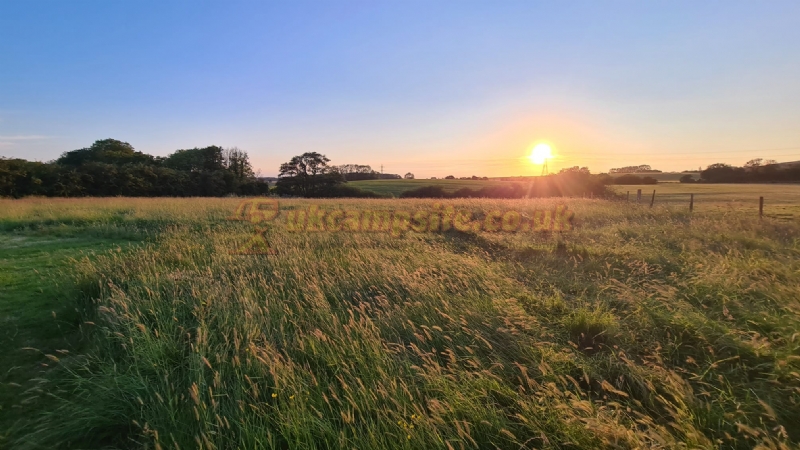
[1,196,799,448]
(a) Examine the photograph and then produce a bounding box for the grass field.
[613,183,800,219]
[352,179,800,219]
[351,179,508,196]
[1,195,800,449]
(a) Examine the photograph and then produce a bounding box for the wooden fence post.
[689,193,694,212]
[637,189,642,203]
[759,196,764,219]
[649,190,656,207]
[627,191,630,202]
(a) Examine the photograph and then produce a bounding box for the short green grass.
[1,196,800,449]
[0,231,140,441]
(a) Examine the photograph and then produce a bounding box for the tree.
[559,166,591,175]
[679,174,695,183]
[404,172,415,179]
[164,146,226,172]
[224,147,254,181]
[276,152,344,197]
[336,164,380,181]
[3,139,266,198]
[744,158,763,168]
[57,139,154,167]
[445,175,455,179]
[337,164,373,174]
[609,164,660,174]
[701,163,745,183]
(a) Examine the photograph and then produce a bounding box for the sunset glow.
[529,143,553,165]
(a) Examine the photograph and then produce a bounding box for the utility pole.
[541,160,548,177]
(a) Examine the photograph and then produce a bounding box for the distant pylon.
[541,160,549,176]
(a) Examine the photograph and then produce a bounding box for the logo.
[229,199,574,255]
[227,199,280,254]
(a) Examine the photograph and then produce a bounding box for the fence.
[625,189,764,219]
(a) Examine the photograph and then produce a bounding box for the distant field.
[351,173,701,197]
[351,178,800,218]
[2,196,800,448]
[351,178,508,196]
[612,183,800,219]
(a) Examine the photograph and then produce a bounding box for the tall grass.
[3,197,800,449]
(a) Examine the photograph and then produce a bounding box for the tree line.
[0,139,269,197]
[681,159,800,183]
[609,164,662,174]
[9,142,796,199]
[335,164,401,181]
[274,152,383,197]
[401,166,613,199]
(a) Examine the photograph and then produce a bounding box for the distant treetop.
[57,139,153,166]
[609,164,662,174]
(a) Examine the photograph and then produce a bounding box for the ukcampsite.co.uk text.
[273,203,574,235]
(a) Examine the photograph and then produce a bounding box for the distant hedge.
[400,172,613,199]
[613,174,658,185]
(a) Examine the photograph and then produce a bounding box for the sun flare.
[529,143,553,165]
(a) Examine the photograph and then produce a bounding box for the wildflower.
[271,393,277,398]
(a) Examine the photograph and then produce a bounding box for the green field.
[351,179,508,196]
[2,195,800,448]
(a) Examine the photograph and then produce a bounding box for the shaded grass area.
[0,230,142,443]
[1,197,800,449]
[0,198,239,445]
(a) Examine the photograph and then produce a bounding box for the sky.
[1,1,799,178]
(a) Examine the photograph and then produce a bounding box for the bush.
[314,184,387,198]
[614,174,658,185]
[399,185,449,198]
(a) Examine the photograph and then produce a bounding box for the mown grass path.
[0,228,141,444]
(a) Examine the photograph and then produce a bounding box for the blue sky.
[1,1,799,177]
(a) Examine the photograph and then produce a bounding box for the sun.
[529,143,553,165]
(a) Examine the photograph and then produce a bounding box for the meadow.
[1,194,799,449]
